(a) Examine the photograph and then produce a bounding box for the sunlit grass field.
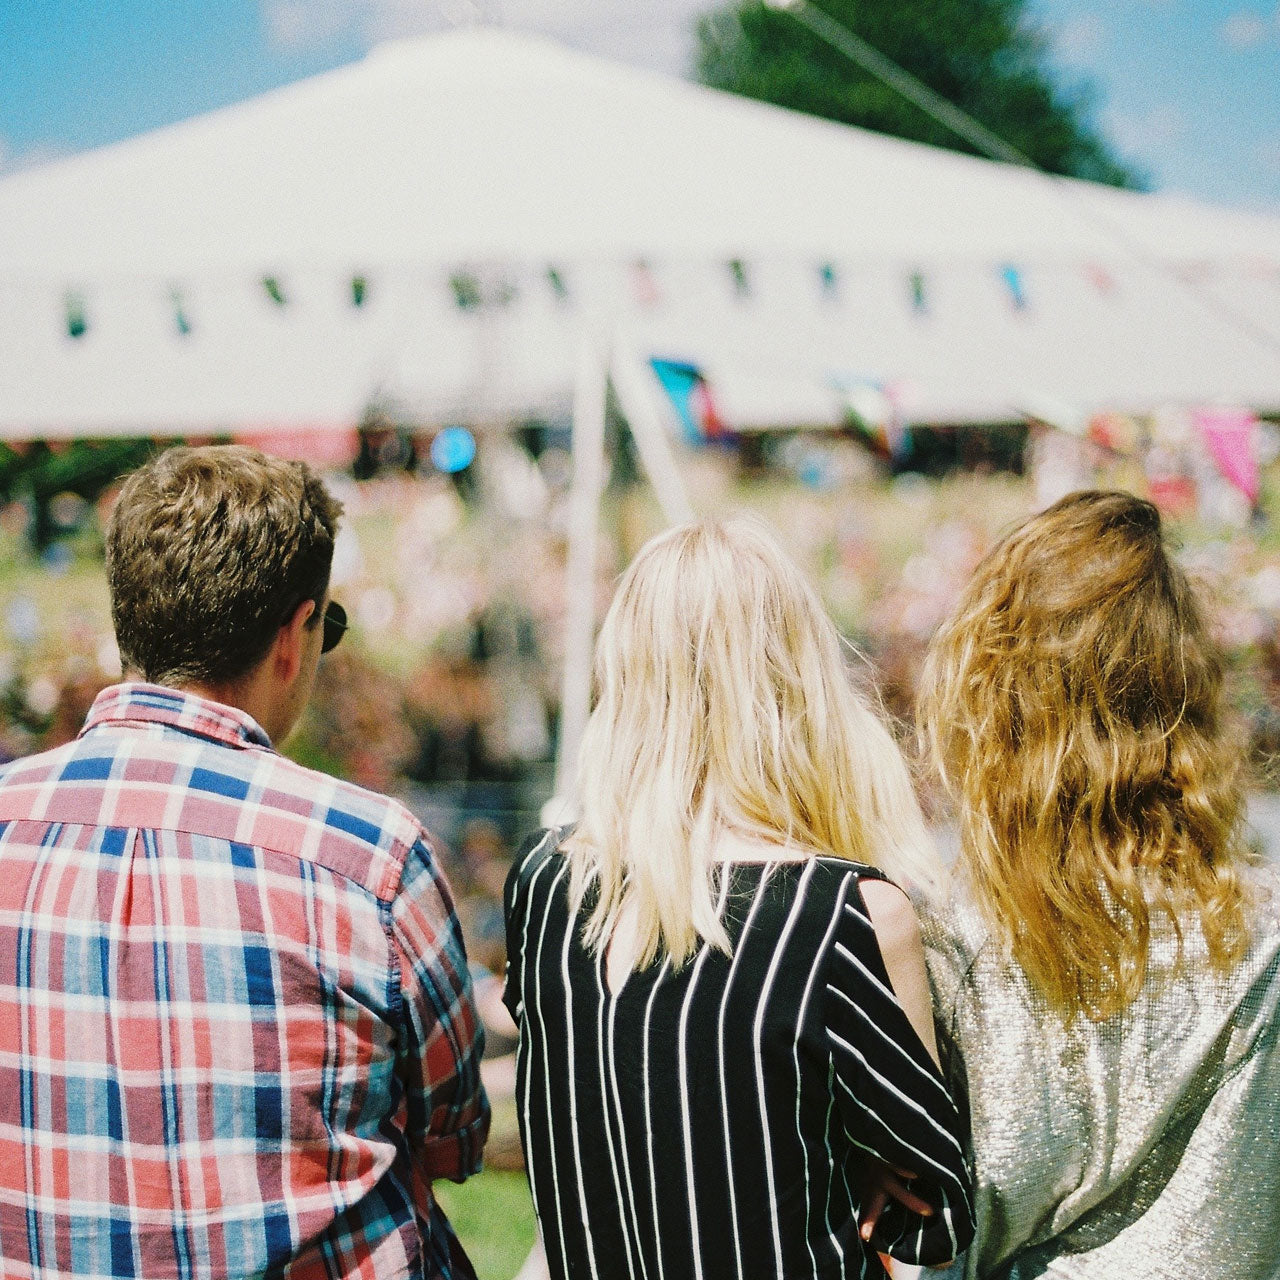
[435,1170,538,1280]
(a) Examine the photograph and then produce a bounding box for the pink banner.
[235,426,359,468]
[1193,407,1259,504]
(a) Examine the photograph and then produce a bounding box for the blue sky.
[2,0,1278,212]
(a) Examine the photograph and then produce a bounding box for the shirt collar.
[81,683,274,751]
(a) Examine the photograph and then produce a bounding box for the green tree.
[695,0,1145,188]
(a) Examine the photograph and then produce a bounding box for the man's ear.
[273,598,317,686]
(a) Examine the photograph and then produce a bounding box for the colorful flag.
[170,287,192,335]
[631,260,660,307]
[909,271,927,314]
[65,292,88,339]
[1084,263,1117,294]
[546,266,570,303]
[1194,406,1259,504]
[999,264,1028,310]
[649,358,727,442]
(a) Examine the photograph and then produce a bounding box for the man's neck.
[148,672,283,744]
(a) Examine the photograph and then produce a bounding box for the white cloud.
[515,1,707,73]
[361,0,452,44]
[263,0,363,51]
[1220,10,1269,49]
[258,0,707,71]
[1104,103,1187,154]
[1055,13,1107,62]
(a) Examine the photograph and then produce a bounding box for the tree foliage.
[695,0,1145,188]
[0,439,157,551]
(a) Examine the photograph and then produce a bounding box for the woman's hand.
[857,1158,933,1242]
[859,1162,958,1271]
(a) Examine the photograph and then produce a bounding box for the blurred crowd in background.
[2,418,1279,1034]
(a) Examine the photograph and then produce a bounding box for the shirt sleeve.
[390,834,491,1189]
[824,873,975,1266]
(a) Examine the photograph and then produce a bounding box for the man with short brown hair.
[107,444,343,691]
[0,445,488,1279]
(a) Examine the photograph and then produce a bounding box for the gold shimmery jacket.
[922,866,1280,1280]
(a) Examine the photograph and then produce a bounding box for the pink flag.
[1193,407,1259,504]
[236,426,359,468]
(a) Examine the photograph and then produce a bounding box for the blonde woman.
[503,517,974,1280]
[919,490,1280,1278]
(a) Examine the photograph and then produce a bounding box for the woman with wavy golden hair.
[504,516,975,1280]
[918,489,1280,1279]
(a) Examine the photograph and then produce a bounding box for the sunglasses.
[321,600,348,654]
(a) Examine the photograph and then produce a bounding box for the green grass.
[435,1169,538,1280]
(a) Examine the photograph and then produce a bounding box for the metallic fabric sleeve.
[921,867,1280,1279]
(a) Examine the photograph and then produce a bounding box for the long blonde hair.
[919,490,1254,1020]
[564,515,944,970]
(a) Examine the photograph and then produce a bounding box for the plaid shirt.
[0,684,489,1280]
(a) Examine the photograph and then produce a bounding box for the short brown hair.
[107,445,343,685]
[919,490,1253,1020]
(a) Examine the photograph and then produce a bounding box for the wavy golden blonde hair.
[919,490,1254,1020]
[565,516,945,971]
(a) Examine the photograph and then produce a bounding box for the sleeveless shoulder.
[808,854,891,899]
[816,861,975,1264]
[792,858,904,997]
[509,826,567,890]
[816,859,906,1008]
[502,827,572,1024]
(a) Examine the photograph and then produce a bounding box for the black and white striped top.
[502,830,974,1280]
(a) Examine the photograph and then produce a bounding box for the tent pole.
[609,340,695,526]
[550,326,610,817]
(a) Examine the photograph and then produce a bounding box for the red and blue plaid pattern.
[0,683,488,1279]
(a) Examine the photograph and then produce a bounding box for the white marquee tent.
[1,26,1279,439]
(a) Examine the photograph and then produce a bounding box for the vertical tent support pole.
[549,332,697,821]
[552,328,611,813]
[609,339,695,526]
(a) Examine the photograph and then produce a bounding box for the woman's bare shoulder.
[857,877,920,940]
[855,877,940,1067]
